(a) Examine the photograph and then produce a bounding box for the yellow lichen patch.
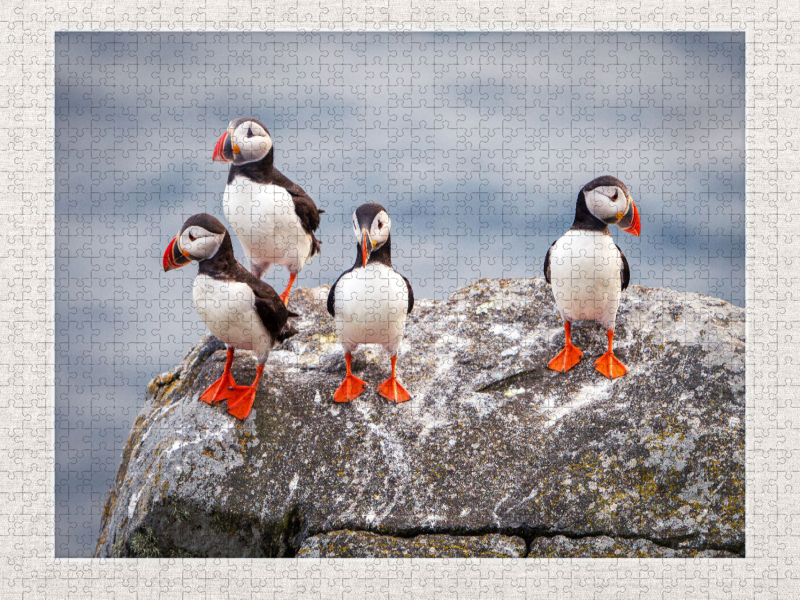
[203,445,224,461]
[147,370,180,397]
[96,529,107,550]
[158,377,185,403]
[238,431,255,446]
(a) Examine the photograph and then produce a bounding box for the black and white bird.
[212,117,323,305]
[544,176,641,379]
[163,213,298,420]
[327,203,414,403]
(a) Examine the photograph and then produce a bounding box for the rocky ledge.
[96,278,745,559]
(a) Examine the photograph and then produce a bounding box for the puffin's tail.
[277,321,299,343]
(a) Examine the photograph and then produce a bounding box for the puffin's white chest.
[222,177,312,272]
[192,274,272,354]
[549,230,623,329]
[334,263,409,354]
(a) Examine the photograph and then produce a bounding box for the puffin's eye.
[188,232,196,242]
[377,221,383,230]
[246,127,254,138]
[612,191,619,201]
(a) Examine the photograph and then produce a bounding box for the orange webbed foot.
[225,385,258,420]
[548,343,583,373]
[333,374,366,403]
[198,370,238,404]
[225,364,264,420]
[594,351,627,379]
[199,348,237,404]
[377,377,412,403]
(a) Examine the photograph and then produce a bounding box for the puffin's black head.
[163,213,228,272]
[212,117,273,166]
[577,175,641,236]
[353,203,391,267]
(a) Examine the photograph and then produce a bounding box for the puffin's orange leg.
[548,321,583,373]
[377,355,411,403]
[594,330,627,379]
[199,347,237,404]
[226,364,264,420]
[333,353,366,403]
[279,273,298,305]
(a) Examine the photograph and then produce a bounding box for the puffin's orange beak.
[619,201,641,237]
[362,232,369,267]
[212,129,231,162]
[163,236,191,272]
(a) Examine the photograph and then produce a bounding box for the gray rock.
[95,278,745,559]
[527,535,738,558]
[298,530,526,558]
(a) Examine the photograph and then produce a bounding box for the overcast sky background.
[55,31,745,556]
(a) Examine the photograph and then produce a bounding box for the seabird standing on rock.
[212,117,323,305]
[327,203,414,403]
[163,213,298,420]
[544,176,641,379]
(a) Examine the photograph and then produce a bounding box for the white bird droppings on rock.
[543,379,612,429]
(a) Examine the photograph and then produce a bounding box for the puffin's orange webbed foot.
[199,347,237,404]
[199,371,237,404]
[594,329,627,379]
[225,364,264,420]
[377,377,411,403]
[225,385,258,420]
[377,355,411,403]
[548,344,583,373]
[594,351,627,379]
[333,374,366,403]
[548,322,582,373]
[334,353,365,402]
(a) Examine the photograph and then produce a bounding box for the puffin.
[212,117,323,305]
[544,176,641,379]
[163,213,298,420]
[327,203,414,403]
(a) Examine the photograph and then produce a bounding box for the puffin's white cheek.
[195,237,219,259]
[242,138,271,162]
[373,216,391,245]
[587,194,617,221]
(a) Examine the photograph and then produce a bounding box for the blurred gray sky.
[55,31,745,556]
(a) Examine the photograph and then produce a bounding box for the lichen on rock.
[298,530,527,558]
[96,278,745,559]
[527,535,738,559]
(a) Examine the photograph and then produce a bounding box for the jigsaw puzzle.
[53,32,745,563]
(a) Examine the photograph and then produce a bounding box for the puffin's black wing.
[254,296,298,343]
[400,273,414,314]
[291,194,322,233]
[271,168,322,232]
[327,267,355,317]
[271,168,323,258]
[544,241,556,284]
[236,264,298,342]
[616,244,630,291]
